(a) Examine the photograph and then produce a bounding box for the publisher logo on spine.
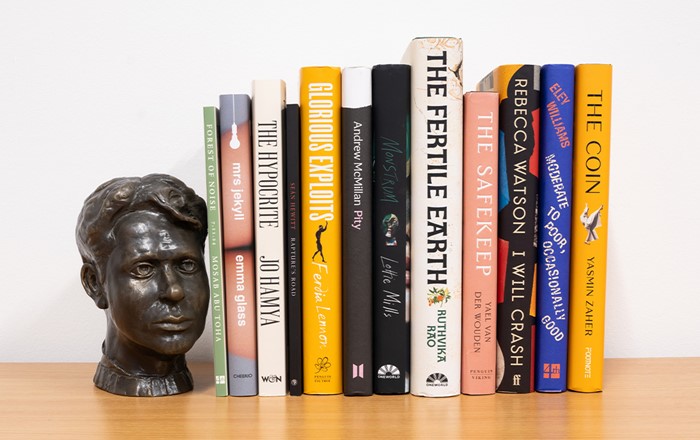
[377,364,401,380]
[425,373,449,387]
[261,375,283,383]
[353,364,365,379]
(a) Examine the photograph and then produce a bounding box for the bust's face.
[102,211,209,356]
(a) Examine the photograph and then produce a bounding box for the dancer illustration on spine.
[312,221,328,263]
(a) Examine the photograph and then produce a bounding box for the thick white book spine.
[402,37,463,397]
[252,79,287,396]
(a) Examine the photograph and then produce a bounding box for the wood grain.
[1,359,698,439]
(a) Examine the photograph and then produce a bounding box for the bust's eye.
[131,263,155,279]
[179,259,199,274]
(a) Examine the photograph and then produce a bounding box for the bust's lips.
[152,316,192,331]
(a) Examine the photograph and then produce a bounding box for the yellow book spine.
[567,64,612,392]
[300,66,343,394]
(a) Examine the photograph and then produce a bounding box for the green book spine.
[203,106,229,396]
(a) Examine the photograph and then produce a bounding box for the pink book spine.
[461,92,499,395]
[220,94,258,396]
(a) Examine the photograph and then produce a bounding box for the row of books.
[201,37,612,397]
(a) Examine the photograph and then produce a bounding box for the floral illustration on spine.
[427,287,451,306]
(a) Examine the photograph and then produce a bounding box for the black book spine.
[341,68,374,396]
[284,104,303,396]
[372,64,410,394]
[496,65,540,393]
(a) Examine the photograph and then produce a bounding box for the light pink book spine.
[461,92,499,395]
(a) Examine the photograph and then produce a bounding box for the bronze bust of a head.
[76,174,209,396]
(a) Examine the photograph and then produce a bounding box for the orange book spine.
[300,66,343,394]
[567,64,612,392]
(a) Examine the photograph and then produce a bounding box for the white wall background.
[1,1,698,362]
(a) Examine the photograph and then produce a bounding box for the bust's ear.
[81,263,108,309]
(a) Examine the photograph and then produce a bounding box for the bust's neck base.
[93,354,193,397]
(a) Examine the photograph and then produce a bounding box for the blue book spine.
[535,64,575,392]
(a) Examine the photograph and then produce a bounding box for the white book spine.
[402,38,463,397]
[252,79,287,396]
[342,66,372,108]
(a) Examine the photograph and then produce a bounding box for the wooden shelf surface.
[1,358,698,439]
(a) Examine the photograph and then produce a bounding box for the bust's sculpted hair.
[76,174,207,279]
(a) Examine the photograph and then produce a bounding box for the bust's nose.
[161,265,185,302]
